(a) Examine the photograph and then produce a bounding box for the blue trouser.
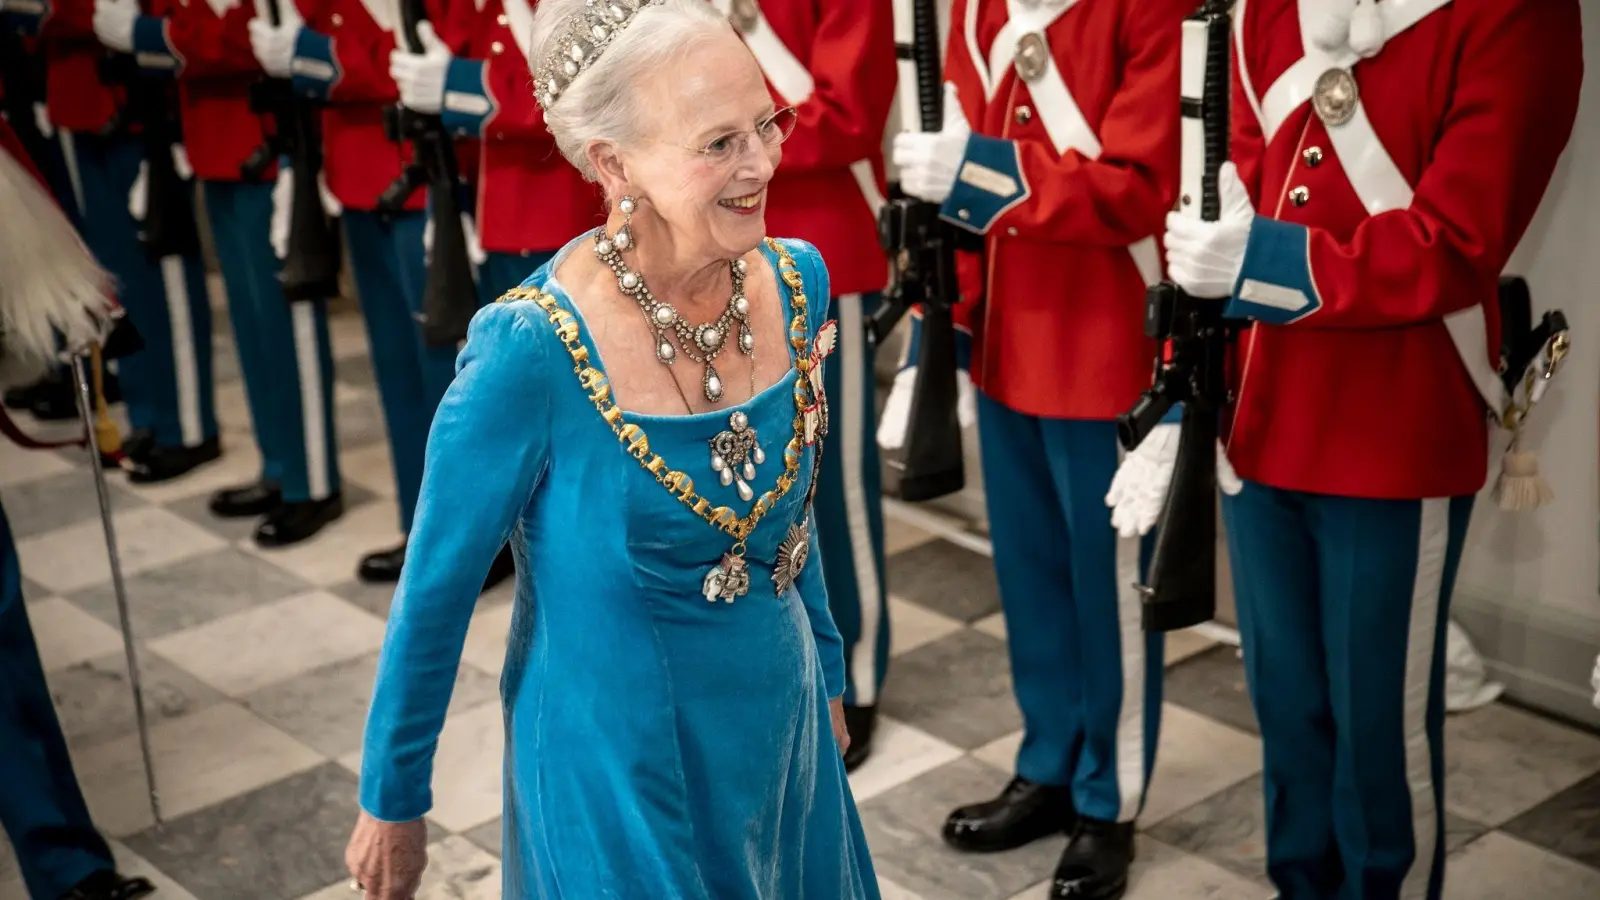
[1223,482,1472,900]
[65,131,216,447]
[977,393,1163,823]
[203,180,341,503]
[476,249,554,306]
[0,501,116,898]
[342,209,457,532]
[814,292,889,706]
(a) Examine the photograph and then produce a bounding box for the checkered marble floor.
[5,300,1600,900]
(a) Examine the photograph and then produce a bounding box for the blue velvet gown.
[357,235,880,899]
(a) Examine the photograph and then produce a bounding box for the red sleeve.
[39,0,95,39]
[294,0,400,104]
[1229,36,1265,209]
[481,50,551,144]
[164,4,262,79]
[1289,0,1583,329]
[982,0,1188,245]
[775,0,896,173]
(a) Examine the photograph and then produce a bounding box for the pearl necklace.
[593,208,753,403]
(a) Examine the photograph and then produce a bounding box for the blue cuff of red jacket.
[938,133,1028,236]
[900,308,974,372]
[1225,217,1322,325]
[2,2,49,37]
[439,58,493,138]
[289,29,339,101]
[131,17,181,75]
[1159,404,1184,425]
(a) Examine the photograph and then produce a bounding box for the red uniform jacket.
[718,0,895,299]
[26,0,123,134]
[130,0,273,183]
[1222,0,1583,499]
[940,0,1188,420]
[287,0,426,210]
[434,0,602,254]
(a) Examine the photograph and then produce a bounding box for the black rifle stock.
[2,29,53,184]
[378,0,476,348]
[98,18,200,260]
[247,0,344,302]
[876,0,966,502]
[1115,0,1235,632]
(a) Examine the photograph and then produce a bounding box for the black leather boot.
[943,776,1077,853]
[58,869,156,900]
[1050,816,1135,899]
[358,540,407,583]
[482,544,515,592]
[843,704,876,772]
[119,428,155,464]
[125,436,222,483]
[210,480,283,518]
[254,495,345,547]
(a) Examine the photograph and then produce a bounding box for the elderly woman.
[342,0,879,897]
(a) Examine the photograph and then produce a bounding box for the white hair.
[529,0,732,183]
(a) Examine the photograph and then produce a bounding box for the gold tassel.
[89,344,122,460]
[1493,445,1553,511]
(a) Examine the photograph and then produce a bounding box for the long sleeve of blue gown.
[358,303,551,822]
[784,238,847,701]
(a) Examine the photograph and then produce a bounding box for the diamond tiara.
[534,0,666,110]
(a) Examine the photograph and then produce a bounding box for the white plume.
[0,147,113,387]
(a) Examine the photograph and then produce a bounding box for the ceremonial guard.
[14,0,222,481]
[892,0,1188,895]
[94,0,346,545]
[1111,0,1583,897]
[249,0,454,580]
[702,0,895,768]
[388,0,604,305]
[0,112,156,900]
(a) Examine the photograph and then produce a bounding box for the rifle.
[377,0,476,348]
[246,0,344,302]
[874,0,969,502]
[98,20,201,260]
[1115,0,1235,632]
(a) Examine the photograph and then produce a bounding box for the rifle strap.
[0,405,87,451]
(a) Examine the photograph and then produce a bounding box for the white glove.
[127,160,148,220]
[270,166,293,259]
[34,103,53,139]
[1105,423,1244,539]
[317,170,342,217]
[891,82,970,204]
[1163,161,1255,299]
[388,20,451,114]
[249,18,300,79]
[92,0,138,52]
[876,363,977,451]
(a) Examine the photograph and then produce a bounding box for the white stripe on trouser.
[838,293,885,706]
[290,301,331,500]
[1401,499,1448,899]
[1112,529,1147,822]
[58,129,87,218]
[160,255,203,446]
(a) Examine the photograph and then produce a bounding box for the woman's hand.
[345,811,429,899]
[829,696,851,757]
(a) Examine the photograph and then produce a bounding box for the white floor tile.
[150,591,387,697]
[1142,704,1263,826]
[972,611,1007,642]
[108,840,204,900]
[1445,702,1600,825]
[18,506,228,593]
[243,499,404,587]
[415,835,502,900]
[341,701,505,834]
[1442,832,1600,899]
[878,874,928,900]
[971,729,1023,775]
[0,437,74,488]
[849,717,965,804]
[884,517,937,556]
[889,595,965,658]
[72,702,322,837]
[460,602,515,679]
[30,595,129,672]
[1164,628,1219,666]
[339,441,397,499]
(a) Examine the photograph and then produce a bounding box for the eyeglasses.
[679,107,799,167]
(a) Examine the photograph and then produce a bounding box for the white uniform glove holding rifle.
[388,21,450,114]
[1105,162,1252,538]
[91,0,139,52]
[879,82,977,450]
[249,17,300,79]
